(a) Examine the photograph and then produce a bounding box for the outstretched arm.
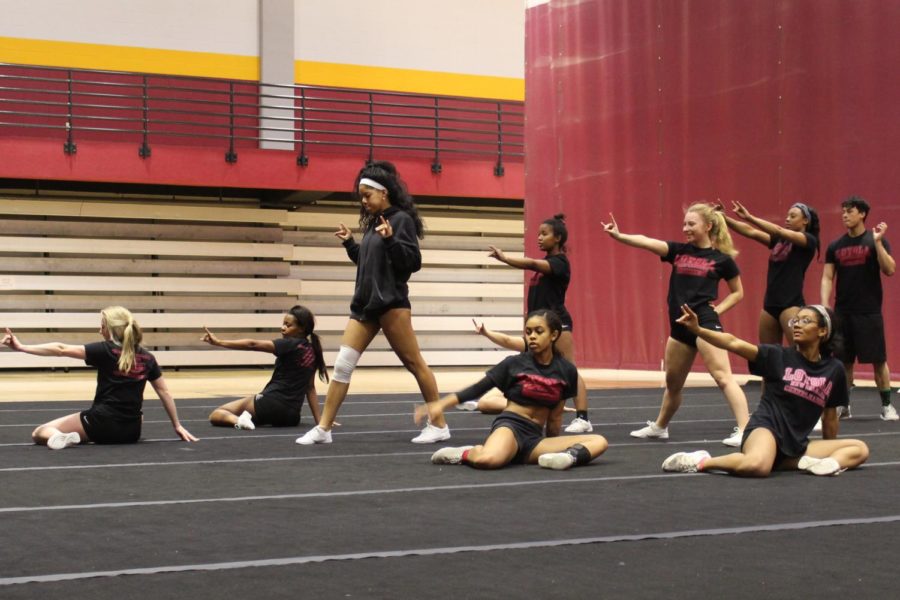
[676,304,759,362]
[150,376,198,442]
[473,319,526,352]
[487,246,552,274]
[2,328,86,359]
[732,201,809,247]
[414,376,496,425]
[601,213,669,256]
[201,327,276,353]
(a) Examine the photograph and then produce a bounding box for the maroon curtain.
[525,0,900,375]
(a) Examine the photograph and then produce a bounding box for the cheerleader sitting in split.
[661,304,868,477]
[2,306,197,449]
[203,305,325,430]
[416,310,608,470]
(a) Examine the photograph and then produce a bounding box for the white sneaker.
[798,455,844,476]
[430,446,473,464]
[295,426,332,445]
[235,410,256,430]
[411,423,451,444]
[662,450,711,473]
[47,431,81,450]
[880,404,899,421]
[812,418,823,432]
[538,452,577,470]
[837,405,852,419]
[564,417,593,433]
[630,421,668,439]
[455,401,479,411]
[722,427,744,447]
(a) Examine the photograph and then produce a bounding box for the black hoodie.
[342,206,422,316]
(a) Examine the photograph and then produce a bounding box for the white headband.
[359,177,386,191]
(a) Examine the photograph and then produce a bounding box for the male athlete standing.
[821,196,898,420]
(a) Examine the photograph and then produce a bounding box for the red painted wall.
[0,66,524,198]
[525,0,900,376]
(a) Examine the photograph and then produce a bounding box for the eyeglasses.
[788,317,817,327]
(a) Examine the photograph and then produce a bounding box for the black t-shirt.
[486,352,578,409]
[662,242,740,322]
[748,344,848,457]
[84,341,162,422]
[342,206,422,315]
[764,232,817,308]
[526,253,572,327]
[826,231,891,314]
[259,337,317,406]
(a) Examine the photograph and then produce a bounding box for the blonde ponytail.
[101,306,143,373]
[688,202,738,257]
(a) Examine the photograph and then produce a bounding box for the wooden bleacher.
[0,196,524,370]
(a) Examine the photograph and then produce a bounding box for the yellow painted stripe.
[296,60,523,101]
[0,36,258,80]
[0,37,524,100]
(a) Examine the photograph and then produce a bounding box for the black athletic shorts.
[670,312,724,348]
[837,313,886,364]
[253,394,302,427]
[763,304,799,322]
[350,298,412,323]
[80,409,142,444]
[490,411,544,464]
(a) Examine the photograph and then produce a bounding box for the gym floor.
[1,370,898,599]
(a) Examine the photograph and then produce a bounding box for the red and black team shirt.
[748,345,848,456]
[527,253,573,328]
[259,337,317,406]
[84,341,161,422]
[764,232,817,308]
[662,242,740,322]
[486,352,578,409]
[826,231,891,314]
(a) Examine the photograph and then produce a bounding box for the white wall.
[0,0,259,56]
[0,0,524,80]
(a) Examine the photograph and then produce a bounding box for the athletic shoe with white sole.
[630,420,669,439]
[722,427,744,447]
[564,417,593,433]
[837,405,852,419]
[411,423,451,444]
[661,450,711,473]
[798,455,845,476]
[538,452,577,471]
[880,404,899,421]
[430,445,474,465]
[295,426,332,445]
[455,401,479,411]
[235,410,256,430]
[47,431,81,450]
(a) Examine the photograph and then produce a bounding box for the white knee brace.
[332,345,361,383]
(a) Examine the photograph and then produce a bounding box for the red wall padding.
[525,0,900,376]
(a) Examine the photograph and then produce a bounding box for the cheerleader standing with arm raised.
[602,203,750,446]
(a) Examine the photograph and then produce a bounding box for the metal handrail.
[0,62,524,170]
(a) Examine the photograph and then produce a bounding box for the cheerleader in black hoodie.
[297,161,449,445]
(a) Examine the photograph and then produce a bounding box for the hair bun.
[553,213,566,221]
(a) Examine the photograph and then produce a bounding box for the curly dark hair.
[353,161,425,239]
